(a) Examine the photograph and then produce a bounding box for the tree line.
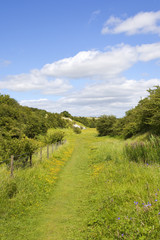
[3,84,158,161]
[0,94,69,161]
[0,94,96,162]
[96,86,160,138]
[60,110,97,128]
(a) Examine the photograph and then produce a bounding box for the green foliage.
[73,116,96,128]
[6,179,17,199]
[1,129,160,239]
[73,127,82,134]
[82,134,160,239]
[44,129,65,144]
[96,115,117,136]
[124,135,160,164]
[122,86,160,138]
[0,93,70,161]
[0,94,68,140]
[96,86,160,139]
[0,136,74,239]
[0,94,19,106]
[0,136,39,162]
[60,110,73,118]
[60,110,96,128]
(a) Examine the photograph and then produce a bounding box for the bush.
[73,127,81,134]
[96,115,117,136]
[0,136,39,162]
[45,129,65,144]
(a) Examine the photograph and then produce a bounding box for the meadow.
[0,128,160,239]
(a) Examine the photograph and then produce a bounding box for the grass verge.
[83,136,160,239]
[0,129,75,240]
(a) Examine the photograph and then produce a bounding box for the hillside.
[0,94,96,161]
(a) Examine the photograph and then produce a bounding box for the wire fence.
[0,139,67,177]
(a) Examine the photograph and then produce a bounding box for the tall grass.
[124,135,160,164]
[82,136,160,239]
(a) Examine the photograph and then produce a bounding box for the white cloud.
[41,42,160,80]
[0,69,72,94]
[89,10,101,24]
[20,98,54,111]
[1,42,160,98]
[41,46,136,79]
[2,42,160,117]
[102,11,160,35]
[19,78,160,117]
[20,98,48,104]
[20,98,64,113]
[58,78,160,116]
[136,42,160,61]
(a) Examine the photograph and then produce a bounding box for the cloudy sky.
[1,0,160,117]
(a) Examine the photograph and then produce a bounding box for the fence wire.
[0,159,10,165]
[0,140,66,167]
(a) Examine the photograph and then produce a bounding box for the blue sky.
[1,0,160,117]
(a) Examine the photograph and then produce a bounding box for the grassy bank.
[83,136,160,239]
[0,129,75,240]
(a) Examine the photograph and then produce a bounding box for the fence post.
[52,144,54,153]
[40,147,42,161]
[10,155,14,177]
[55,142,58,150]
[29,154,32,167]
[47,145,49,159]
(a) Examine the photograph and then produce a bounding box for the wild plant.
[124,135,160,164]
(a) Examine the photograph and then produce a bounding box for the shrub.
[96,115,117,136]
[45,129,65,144]
[73,127,81,134]
[0,136,39,162]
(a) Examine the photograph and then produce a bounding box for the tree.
[60,111,72,118]
[96,115,117,136]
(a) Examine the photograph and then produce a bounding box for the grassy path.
[38,130,96,240]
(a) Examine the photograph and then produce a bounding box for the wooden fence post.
[55,143,58,150]
[47,145,49,159]
[40,147,42,161]
[10,155,14,177]
[29,154,32,167]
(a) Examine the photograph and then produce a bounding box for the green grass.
[1,128,160,239]
[124,135,160,164]
[84,137,160,239]
[0,128,76,240]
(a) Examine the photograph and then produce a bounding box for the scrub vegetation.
[1,87,160,239]
[96,86,160,139]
